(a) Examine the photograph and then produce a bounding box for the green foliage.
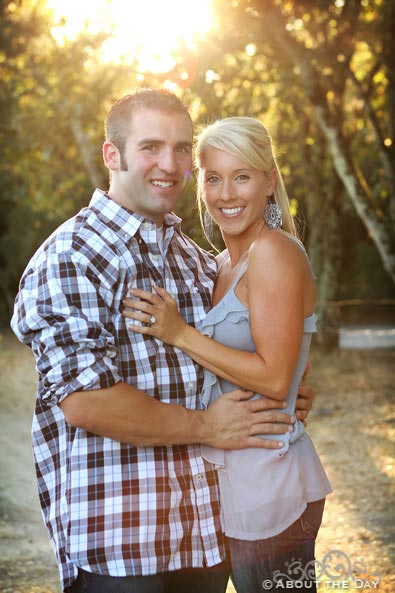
[0,0,140,320]
[1,0,394,333]
[175,0,395,336]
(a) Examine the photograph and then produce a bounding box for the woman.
[122,117,332,593]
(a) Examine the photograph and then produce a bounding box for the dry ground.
[0,331,394,593]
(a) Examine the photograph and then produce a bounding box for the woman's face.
[200,147,276,238]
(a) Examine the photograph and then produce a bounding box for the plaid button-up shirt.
[11,190,225,591]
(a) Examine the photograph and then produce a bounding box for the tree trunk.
[311,186,343,349]
[304,141,343,348]
[313,104,395,283]
[254,0,395,284]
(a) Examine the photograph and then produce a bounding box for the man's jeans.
[66,562,230,593]
[228,499,326,593]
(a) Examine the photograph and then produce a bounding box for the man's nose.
[158,149,177,173]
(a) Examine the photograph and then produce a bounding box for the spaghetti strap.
[230,259,249,289]
[216,251,229,272]
[217,251,249,288]
[218,251,248,277]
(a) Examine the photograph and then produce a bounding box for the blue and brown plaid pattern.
[11,190,225,590]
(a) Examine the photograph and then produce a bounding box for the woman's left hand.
[122,285,187,346]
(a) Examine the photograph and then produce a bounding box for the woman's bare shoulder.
[251,230,303,256]
[248,231,308,278]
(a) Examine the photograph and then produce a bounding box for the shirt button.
[196,474,203,480]
[143,221,151,229]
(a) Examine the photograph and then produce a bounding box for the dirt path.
[0,332,394,592]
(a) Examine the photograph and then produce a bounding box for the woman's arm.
[123,233,315,400]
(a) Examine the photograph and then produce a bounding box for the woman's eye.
[235,174,249,181]
[206,176,220,184]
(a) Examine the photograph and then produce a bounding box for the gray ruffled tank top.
[199,238,332,541]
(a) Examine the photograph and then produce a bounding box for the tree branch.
[348,65,394,189]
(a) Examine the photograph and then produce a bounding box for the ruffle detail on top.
[197,298,250,336]
[198,296,317,469]
[198,298,250,469]
[197,297,249,412]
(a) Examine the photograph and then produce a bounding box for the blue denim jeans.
[66,562,230,593]
[227,499,325,593]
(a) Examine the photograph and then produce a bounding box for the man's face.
[107,108,193,225]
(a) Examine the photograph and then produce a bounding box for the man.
[11,89,313,593]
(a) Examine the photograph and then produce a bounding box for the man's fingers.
[224,389,254,401]
[247,402,292,424]
[208,390,296,450]
[297,384,312,399]
[296,386,314,410]
[245,437,285,450]
[248,397,287,412]
[251,408,293,424]
[251,422,292,435]
[295,396,309,411]
[296,409,308,422]
[300,360,312,384]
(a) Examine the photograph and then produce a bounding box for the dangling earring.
[204,210,214,240]
[264,199,282,229]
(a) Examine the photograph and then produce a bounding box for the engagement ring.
[150,315,157,325]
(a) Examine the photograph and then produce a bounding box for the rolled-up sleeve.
[11,250,122,406]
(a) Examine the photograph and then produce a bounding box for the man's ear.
[103,141,120,171]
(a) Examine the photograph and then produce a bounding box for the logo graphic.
[260,549,381,590]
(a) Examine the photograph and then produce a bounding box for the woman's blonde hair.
[195,116,297,243]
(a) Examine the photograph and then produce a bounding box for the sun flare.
[46,0,213,72]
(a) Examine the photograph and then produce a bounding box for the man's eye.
[142,145,156,151]
[176,146,189,153]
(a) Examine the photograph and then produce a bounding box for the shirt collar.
[89,189,182,240]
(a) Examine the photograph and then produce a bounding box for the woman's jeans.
[228,499,326,593]
[66,562,230,593]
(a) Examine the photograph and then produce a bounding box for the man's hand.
[204,389,294,450]
[295,361,315,424]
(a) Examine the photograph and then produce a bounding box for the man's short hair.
[105,88,192,158]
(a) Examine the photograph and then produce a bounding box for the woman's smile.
[219,206,245,217]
